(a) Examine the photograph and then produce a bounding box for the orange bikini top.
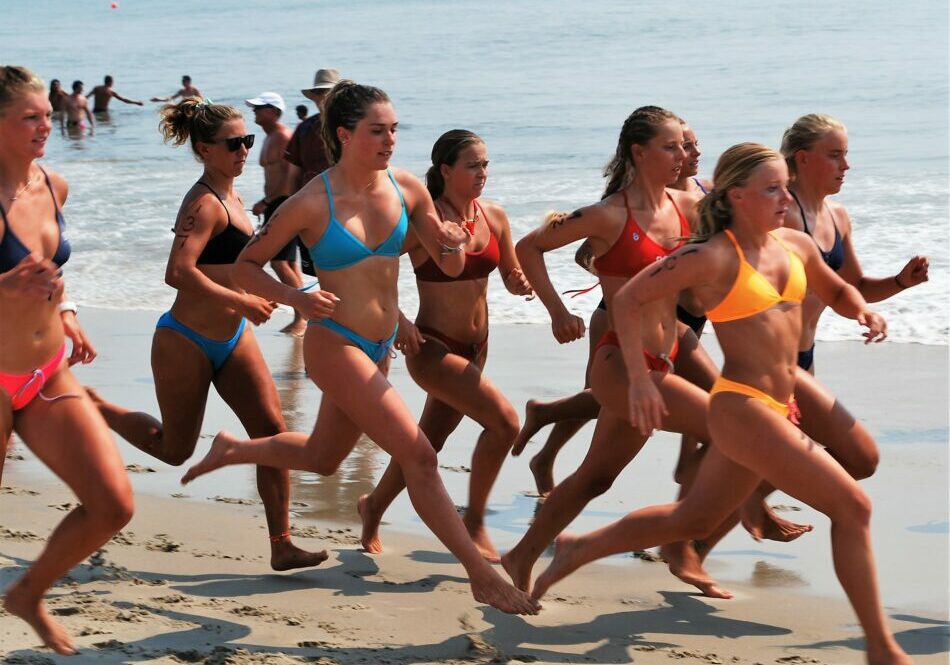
[706,229,807,323]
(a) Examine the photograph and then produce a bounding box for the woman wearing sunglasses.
[89,98,326,572]
[181,81,540,616]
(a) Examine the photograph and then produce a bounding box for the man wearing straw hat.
[283,67,340,276]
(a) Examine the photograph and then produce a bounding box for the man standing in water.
[61,80,94,135]
[284,67,339,276]
[150,75,202,102]
[245,91,305,336]
[88,75,144,113]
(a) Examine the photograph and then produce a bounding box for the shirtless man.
[61,80,94,135]
[150,75,202,103]
[245,91,304,335]
[88,75,144,113]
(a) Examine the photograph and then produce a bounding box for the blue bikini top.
[308,169,408,271]
[0,167,71,273]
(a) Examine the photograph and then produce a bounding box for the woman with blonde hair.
[88,97,324,572]
[531,142,911,665]
[358,129,533,561]
[181,82,539,615]
[0,65,133,655]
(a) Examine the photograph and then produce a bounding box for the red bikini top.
[414,201,501,282]
[592,191,690,278]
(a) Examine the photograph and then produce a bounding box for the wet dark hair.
[159,98,241,161]
[295,104,307,119]
[319,80,390,164]
[601,105,677,199]
[182,75,191,83]
[105,75,113,85]
[72,80,83,92]
[425,129,484,200]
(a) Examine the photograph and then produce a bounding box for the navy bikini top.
[308,169,408,271]
[791,191,844,272]
[194,181,252,265]
[0,167,71,273]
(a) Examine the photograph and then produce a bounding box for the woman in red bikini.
[0,65,133,656]
[530,143,911,665]
[358,130,532,561]
[502,106,733,598]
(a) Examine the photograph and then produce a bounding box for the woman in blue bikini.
[181,81,539,616]
[88,98,325,572]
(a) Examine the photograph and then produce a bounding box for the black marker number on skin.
[550,209,582,230]
[173,204,202,248]
[648,247,699,277]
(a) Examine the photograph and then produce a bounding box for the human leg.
[5,367,133,655]
[270,256,306,337]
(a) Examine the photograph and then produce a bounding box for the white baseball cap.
[245,91,286,113]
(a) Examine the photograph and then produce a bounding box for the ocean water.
[4,0,948,343]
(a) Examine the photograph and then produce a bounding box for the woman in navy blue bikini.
[181,81,540,616]
[88,98,325,573]
[0,65,133,656]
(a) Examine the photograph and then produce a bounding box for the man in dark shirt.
[284,67,340,275]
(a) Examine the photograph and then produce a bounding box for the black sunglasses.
[208,134,255,151]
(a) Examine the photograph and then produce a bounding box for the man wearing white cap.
[245,91,305,336]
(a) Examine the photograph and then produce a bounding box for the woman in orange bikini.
[531,143,911,665]
[0,65,133,656]
[502,106,733,598]
[358,129,532,561]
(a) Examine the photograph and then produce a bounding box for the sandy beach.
[1,307,947,663]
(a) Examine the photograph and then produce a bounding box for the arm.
[397,171,467,278]
[785,229,887,343]
[111,90,144,106]
[234,194,337,321]
[489,203,533,297]
[613,243,711,433]
[833,206,929,302]
[84,103,95,130]
[515,207,607,343]
[574,239,596,275]
[283,126,304,193]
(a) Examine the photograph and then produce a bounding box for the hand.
[393,319,425,356]
[251,200,267,217]
[289,288,338,321]
[437,218,469,250]
[239,294,277,325]
[857,310,887,344]
[627,373,668,436]
[551,308,585,344]
[0,253,63,301]
[504,267,534,299]
[61,312,97,365]
[896,256,929,289]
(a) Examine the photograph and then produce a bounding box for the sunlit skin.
[0,87,132,656]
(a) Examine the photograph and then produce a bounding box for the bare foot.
[500,548,533,592]
[464,516,500,563]
[280,318,307,338]
[531,533,585,601]
[357,494,384,554]
[181,430,237,484]
[659,542,733,599]
[868,642,914,665]
[271,540,329,571]
[4,584,77,655]
[511,399,545,456]
[471,571,540,615]
[529,453,555,497]
[741,498,813,543]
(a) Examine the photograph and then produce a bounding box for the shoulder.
[41,167,69,206]
[390,167,426,199]
[478,198,508,222]
[667,186,702,209]
[180,187,227,227]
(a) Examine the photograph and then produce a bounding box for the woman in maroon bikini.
[359,129,532,561]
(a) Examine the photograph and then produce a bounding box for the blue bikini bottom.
[309,318,397,364]
[156,311,246,372]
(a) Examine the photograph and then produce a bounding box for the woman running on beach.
[88,98,324,572]
[358,129,533,561]
[502,106,734,598]
[181,82,539,615]
[512,116,715,497]
[0,65,133,655]
[529,142,912,665]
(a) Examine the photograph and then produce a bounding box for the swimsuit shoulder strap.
[722,228,747,263]
[320,171,337,221]
[790,190,813,237]
[666,191,691,237]
[387,169,407,210]
[196,180,231,225]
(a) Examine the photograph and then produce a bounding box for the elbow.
[164,265,183,289]
[515,235,538,267]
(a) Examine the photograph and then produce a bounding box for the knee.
[91,485,135,532]
[488,403,520,447]
[310,456,343,477]
[833,487,873,528]
[576,471,617,501]
[164,450,192,467]
[398,442,439,478]
[849,447,880,480]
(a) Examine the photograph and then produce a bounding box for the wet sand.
[1,306,947,662]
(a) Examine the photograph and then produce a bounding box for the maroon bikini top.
[414,201,500,282]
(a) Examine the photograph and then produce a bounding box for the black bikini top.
[791,191,844,273]
[0,167,71,273]
[194,181,251,265]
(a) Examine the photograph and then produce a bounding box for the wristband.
[439,242,463,254]
[58,301,78,315]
